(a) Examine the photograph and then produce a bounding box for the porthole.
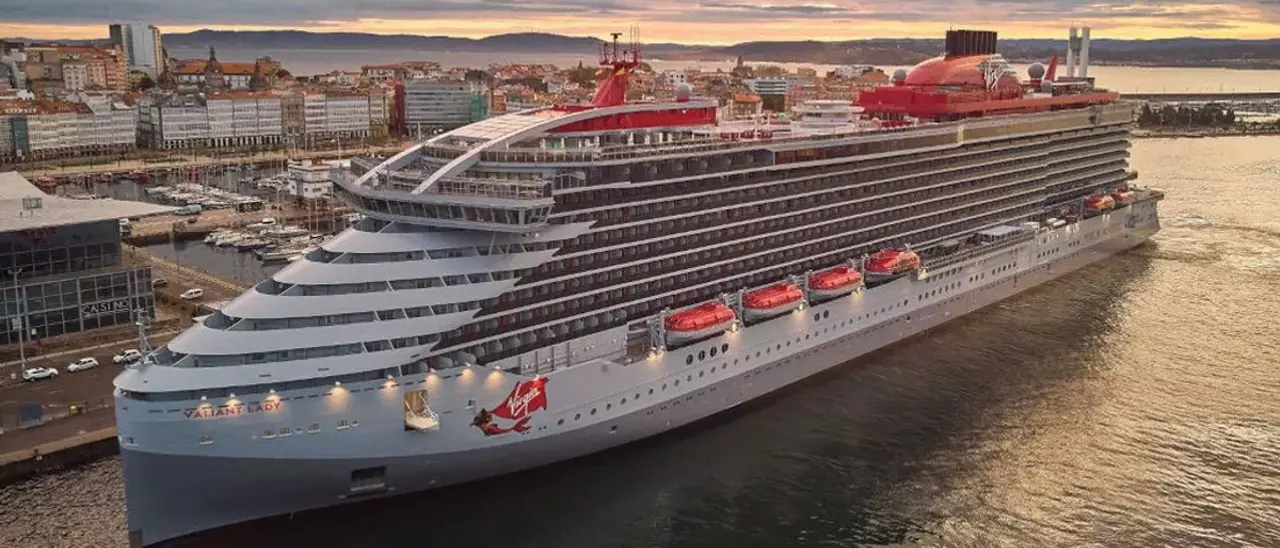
[649,388,655,395]
[606,403,612,410]
[662,384,667,390]
[721,343,729,353]
[635,393,640,400]
[591,408,597,415]
[621,398,627,404]
[686,355,694,365]
[674,379,680,386]
[709,347,717,357]
[574,413,581,421]
[698,350,706,361]
[699,371,704,378]
[558,418,564,425]
[687,375,693,382]
[823,311,829,319]
[814,313,820,322]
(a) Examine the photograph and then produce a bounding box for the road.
[0,333,177,454]
[18,142,414,177]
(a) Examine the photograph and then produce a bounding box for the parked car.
[180,288,204,300]
[113,349,142,364]
[22,367,58,381]
[67,357,99,372]
[152,278,168,288]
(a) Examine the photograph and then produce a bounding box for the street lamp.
[7,268,27,370]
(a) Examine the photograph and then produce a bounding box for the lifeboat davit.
[864,249,921,283]
[743,283,805,322]
[809,266,863,300]
[664,302,736,346]
[1110,188,1133,207]
[1083,194,1116,216]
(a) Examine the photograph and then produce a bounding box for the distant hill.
[14,30,1280,69]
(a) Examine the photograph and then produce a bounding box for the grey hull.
[126,219,1157,547]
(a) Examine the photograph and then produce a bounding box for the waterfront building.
[137,92,284,150]
[108,23,164,77]
[281,90,384,148]
[0,172,171,348]
[286,159,339,199]
[401,79,488,135]
[0,96,136,161]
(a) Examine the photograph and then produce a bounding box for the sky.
[3,0,1280,44]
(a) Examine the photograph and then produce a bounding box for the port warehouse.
[0,172,172,346]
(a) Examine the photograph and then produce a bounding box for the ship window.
[686,355,693,365]
[721,343,729,353]
[698,350,706,361]
[575,413,581,421]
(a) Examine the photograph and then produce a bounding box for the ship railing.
[921,230,1037,272]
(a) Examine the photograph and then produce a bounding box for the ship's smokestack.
[944,29,998,57]
[1079,26,1091,78]
[1066,26,1078,78]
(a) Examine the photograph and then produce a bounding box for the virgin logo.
[490,378,549,421]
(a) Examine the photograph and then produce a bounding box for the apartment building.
[2,97,136,160]
[138,92,283,150]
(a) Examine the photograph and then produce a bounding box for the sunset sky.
[4,0,1280,43]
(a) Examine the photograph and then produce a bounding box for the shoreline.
[1132,128,1280,139]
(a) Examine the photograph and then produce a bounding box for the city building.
[286,159,339,199]
[661,70,687,87]
[62,63,88,91]
[1,172,171,348]
[108,23,164,77]
[729,93,763,119]
[281,90,384,148]
[137,92,283,150]
[1,96,136,161]
[174,51,281,91]
[361,64,403,83]
[401,79,487,135]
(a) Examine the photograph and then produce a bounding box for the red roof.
[904,55,995,87]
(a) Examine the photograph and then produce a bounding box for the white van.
[180,288,204,300]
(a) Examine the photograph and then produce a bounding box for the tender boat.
[808,266,863,300]
[743,283,806,322]
[864,249,921,283]
[664,302,737,346]
[1084,194,1116,216]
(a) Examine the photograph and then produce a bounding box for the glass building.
[1,172,171,347]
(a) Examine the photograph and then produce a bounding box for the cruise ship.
[114,28,1162,547]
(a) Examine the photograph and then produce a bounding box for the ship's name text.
[185,401,282,420]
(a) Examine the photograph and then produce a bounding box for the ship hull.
[123,200,1160,547]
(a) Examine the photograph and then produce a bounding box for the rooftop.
[0,172,176,233]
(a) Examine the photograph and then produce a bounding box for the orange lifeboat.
[1084,194,1115,216]
[664,302,736,346]
[864,249,920,283]
[809,266,863,300]
[743,283,805,321]
[1110,188,1133,207]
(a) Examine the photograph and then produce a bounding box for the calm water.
[3,137,1280,548]
[168,46,1280,93]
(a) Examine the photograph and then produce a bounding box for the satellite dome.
[1040,80,1053,94]
[892,68,908,82]
[1028,63,1046,79]
[675,83,693,102]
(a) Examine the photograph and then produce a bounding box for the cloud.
[3,0,1278,40]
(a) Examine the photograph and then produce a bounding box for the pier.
[1123,91,1280,102]
[123,202,348,246]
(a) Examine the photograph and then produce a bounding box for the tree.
[136,74,156,91]
[566,65,598,89]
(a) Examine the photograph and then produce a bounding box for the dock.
[123,202,348,246]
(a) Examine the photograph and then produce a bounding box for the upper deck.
[333,28,1124,234]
